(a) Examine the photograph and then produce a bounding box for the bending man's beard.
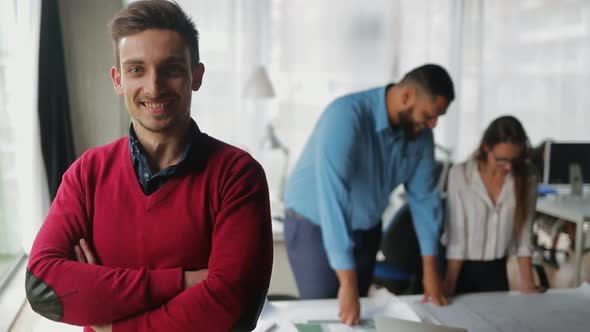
[397,110,420,140]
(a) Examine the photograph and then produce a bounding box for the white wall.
[59,0,127,156]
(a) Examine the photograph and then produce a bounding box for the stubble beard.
[397,109,419,140]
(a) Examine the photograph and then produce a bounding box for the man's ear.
[401,85,416,107]
[110,66,123,95]
[191,63,205,91]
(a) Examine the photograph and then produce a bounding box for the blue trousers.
[284,209,381,299]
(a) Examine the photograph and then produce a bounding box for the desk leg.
[574,219,588,286]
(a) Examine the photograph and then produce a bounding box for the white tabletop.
[256,285,590,332]
[536,194,590,223]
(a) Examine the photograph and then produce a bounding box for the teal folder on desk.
[375,316,467,332]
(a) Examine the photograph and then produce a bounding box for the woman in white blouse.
[443,116,540,295]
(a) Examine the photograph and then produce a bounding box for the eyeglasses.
[492,154,523,166]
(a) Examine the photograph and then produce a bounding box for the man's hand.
[337,283,360,325]
[520,284,542,294]
[92,325,112,332]
[335,269,360,325]
[517,257,544,295]
[183,269,209,289]
[422,272,447,305]
[442,277,456,297]
[443,259,463,298]
[421,256,448,306]
[75,238,98,264]
[74,239,111,331]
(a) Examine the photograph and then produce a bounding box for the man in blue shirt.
[284,64,455,325]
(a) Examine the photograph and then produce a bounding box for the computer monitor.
[543,142,590,185]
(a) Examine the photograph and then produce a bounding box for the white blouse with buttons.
[443,158,537,261]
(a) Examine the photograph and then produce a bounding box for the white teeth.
[144,102,167,108]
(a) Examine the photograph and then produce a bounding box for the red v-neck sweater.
[27,135,273,331]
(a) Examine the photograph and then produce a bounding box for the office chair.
[373,202,424,294]
[373,160,451,295]
[531,215,571,289]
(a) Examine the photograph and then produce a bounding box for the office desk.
[257,285,590,332]
[536,195,590,285]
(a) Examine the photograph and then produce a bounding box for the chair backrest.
[435,159,453,194]
[381,203,421,273]
[380,159,452,274]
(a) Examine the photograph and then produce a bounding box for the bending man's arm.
[404,131,446,305]
[314,100,361,324]
[314,99,359,272]
[26,157,184,326]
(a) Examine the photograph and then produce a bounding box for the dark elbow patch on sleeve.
[231,288,269,332]
[25,270,63,321]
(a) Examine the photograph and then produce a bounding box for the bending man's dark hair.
[400,63,455,102]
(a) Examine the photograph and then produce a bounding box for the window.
[0,0,22,285]
[396,0,590,161]
[268,0,400,167]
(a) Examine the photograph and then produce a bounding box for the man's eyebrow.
[122,59,144,66]
[161,56,188,64]
[121,56,187,66]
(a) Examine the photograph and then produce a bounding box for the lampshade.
[243,66,275,99]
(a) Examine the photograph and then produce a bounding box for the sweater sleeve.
[112,155,273,332]
[26,156,183,326]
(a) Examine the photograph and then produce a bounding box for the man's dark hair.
[400,64,455,102]
[108,0,199,69]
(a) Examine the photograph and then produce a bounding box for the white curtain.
[470,0,590,158]
[398,0,590,162]
[268,0,400,171]
[0,0,19,255]
[9,0,48,254]
[171,0,265,151]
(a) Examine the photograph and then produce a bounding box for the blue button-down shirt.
[129,120,199,195]
[284,85,443,270]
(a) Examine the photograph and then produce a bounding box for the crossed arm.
[73,239,208,332]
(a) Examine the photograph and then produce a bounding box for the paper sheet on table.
[409,283,590,332]
[255,288,421,332]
